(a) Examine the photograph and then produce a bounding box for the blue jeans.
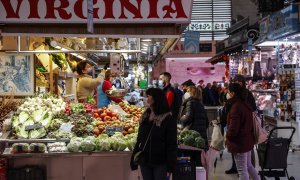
[234,150,259,180]
[140,164,167,180]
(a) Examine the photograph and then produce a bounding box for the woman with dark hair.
[226,83,259,180]
[130,88,177,180]
[76,60,104,102]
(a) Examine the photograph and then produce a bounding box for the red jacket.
[226,97,255,153]
[102,80,122,103]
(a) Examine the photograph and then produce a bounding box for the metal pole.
[17,36,21,52]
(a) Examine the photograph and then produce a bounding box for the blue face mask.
[87,68,93,76]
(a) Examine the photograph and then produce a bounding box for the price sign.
[106,126,123,136]
[188,22,230,32]
[25,124,43,131]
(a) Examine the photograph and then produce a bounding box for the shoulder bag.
[133,123,154,165]
[253,112,268,144]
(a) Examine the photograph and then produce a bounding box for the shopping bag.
[201,147,219,179]
[210,124,224,151]
[253,112,268,144]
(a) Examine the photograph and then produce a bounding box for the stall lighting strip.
[4,49,142,54]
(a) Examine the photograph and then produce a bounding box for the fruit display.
[118,102,143,121]
[179,130,206,149]
[91,107,138,137]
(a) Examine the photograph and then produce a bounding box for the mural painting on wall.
[0,55,34,96]
[187,67,215,76]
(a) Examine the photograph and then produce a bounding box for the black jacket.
[242,88,257,112]
[163,84,180,121]
[130,109,177,173]
[179,97,209,140]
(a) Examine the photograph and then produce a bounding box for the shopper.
[233,74,257,167]
[226,83,259,180]
[181,79,195,93]
[179,86,208,146]
[211,81,220,106]
[97,70,122,108]
[159,72,180,121]
[130,88,177,180]
[203,83,216,106]
[76,60,104,102]
[172,83,184,116]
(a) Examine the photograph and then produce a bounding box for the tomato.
[97,108,102,114]
[104,116,112,121]
[93,113,99,118]
[100,113,107,119]
[111,117,117,121]
[111,112,117,117]
[106,111,113,117]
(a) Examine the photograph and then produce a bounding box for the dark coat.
[130,109,177,173]
[163,84,181,121]
[180,97,209,141]
[226,97,255,153]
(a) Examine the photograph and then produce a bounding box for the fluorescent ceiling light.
[142,39,152,42]
[142,43,149,46]
[256,41,297,47]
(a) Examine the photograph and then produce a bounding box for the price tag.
[59,123,74,133]
[25,124,43,131]
[105,126,123,136]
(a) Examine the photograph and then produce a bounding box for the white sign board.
[0,0,193,24]
[188,22,231,32]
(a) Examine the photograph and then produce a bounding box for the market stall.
[0,1,201,179]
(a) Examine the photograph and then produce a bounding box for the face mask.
[158,80,164,88]
[184,92,191,100]
[226,93,232,100]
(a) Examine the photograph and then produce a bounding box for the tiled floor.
[208,149,300,180]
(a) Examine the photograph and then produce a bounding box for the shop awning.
[205,53,228,65]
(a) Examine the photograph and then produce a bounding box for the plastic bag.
[108,104,128,116]
[210,124,224,151]
[201,147,219,179]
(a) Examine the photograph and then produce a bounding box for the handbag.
[133,124,154,165]
[253,112,268,144]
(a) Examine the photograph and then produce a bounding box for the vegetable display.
[179,130,206,149]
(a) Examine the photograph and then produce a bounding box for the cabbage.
[111,132,124,139]
[41,116,52,128]
[95,139,111,152]
[80,138,95,152]
[29,128,46,139]
[12,143,29,153]
[98,134,109,139]
[18,111,29,123]
[16,126,29,139]
[32,109,47,122]
[126,138,137,151]
[67,141,81,152]
[29,143,47,153]
[70,137,83,143]
[110,137,127,151]
[12,116,20,128]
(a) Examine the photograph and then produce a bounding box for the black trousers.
[140,164,167,180]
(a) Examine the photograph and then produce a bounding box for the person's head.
[145,88,170,115]
[187,86,201,100]
[206,83,212,89]
[76,60,91,75]
[181,79,195,92]
[228,83,243,100]
[159,72,172,87]
[233,74,246,88]
[213,81,217,86]
[198,80,204,85]
[173,83,179,89]
[104,70,117,81]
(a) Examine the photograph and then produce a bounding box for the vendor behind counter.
[76,61,105,103]
[97,70,122,108]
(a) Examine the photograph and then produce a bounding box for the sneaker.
[225,168,238,174]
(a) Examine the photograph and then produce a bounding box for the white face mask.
[184,92,191,100]
[226,93,232,100]
[158,80,164,89]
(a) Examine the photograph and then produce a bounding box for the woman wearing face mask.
[76,60,105,103]
[130,88,177,180]
[226,83,259,180]
[179,86,209,147]
[97,70,122,108]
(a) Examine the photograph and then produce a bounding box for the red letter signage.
[45,0,72,19]
[119,0,142,19]
[0,0,23,18]
[103,0,115,19]
[28,0,40,19]
[148,0,159,18]
[163,0,187,18]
